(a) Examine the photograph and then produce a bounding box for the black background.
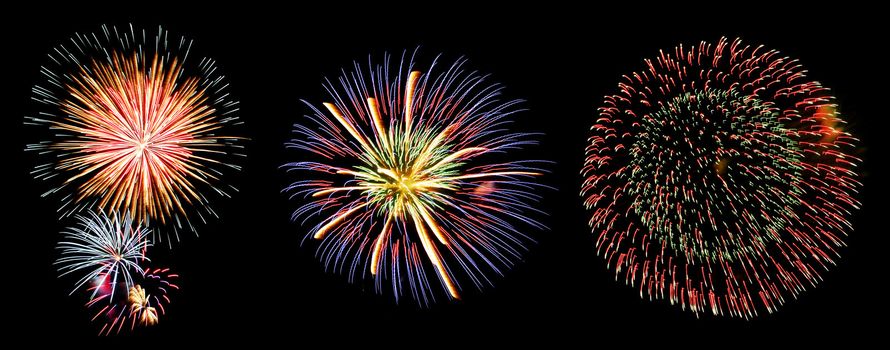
[3,5,882,345]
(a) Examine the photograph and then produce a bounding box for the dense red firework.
[582,37,861,318]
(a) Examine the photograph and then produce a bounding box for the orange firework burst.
[128,285,158,326]
[27,25,244,236]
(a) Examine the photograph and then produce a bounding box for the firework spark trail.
[56,211,150,299]
[26,24,244,239]
[285,52,548,304]
[581,37,862,318]
[87,267,179,336]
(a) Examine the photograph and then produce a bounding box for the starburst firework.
[56,211,150,298]
[26,24,244,237]
[285,52,548,304]
[582,37,862,318]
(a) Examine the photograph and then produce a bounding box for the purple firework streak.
[284,52,550,304]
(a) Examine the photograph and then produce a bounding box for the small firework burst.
[56,211,150,298]
[582,37,862,318]
[26,24,244,239]
[87,267,179,336]
[285,51,548,304]
[129,285,159,326]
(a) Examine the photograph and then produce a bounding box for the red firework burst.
[582,37,862,318]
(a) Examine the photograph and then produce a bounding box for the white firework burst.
[56,211,151,298]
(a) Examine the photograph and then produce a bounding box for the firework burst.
[56,211,150,298]
[129,285,159,326]
[26,24,244,239]
[87,267,179,335]
[285,52,548,304]
[582,37,861,318]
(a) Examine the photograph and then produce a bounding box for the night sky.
[4,5,882,345]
